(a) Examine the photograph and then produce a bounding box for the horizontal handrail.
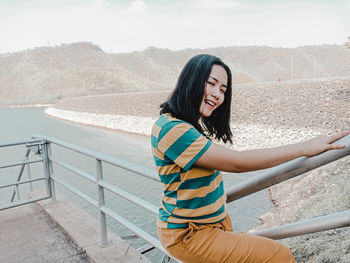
[52,174,159,217]
[51,175,98,208]
[99,180,158,215]
[0,177,46,189]
[252,210,350,239]
[227,134,350,202]
[32,134,160,182]
[50,157,96,183]
[49,159,159,215]
[100,206,166,254]
[0,139,43,148]
[0,159,43,170]
[0,196,50,211]
[100,206,179,262]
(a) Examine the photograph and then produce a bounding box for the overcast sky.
[0,0,349,54]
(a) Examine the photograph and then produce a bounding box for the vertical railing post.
[42,141,52,198]
[96,158,108,247]
[46,143,56,201]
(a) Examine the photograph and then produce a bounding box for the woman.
[151,54,347,262]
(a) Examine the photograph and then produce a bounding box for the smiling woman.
[158,54,233,144]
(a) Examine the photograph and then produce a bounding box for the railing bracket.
[26,142,43,156]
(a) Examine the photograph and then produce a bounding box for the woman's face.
[199,64,228,118]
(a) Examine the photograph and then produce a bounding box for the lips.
[205,99,215,107]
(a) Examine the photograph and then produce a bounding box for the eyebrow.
[209,76,227,88]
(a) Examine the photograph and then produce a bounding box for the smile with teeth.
[205,99,215,107]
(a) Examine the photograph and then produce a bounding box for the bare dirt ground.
[51,78,350,262]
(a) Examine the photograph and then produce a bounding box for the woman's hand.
[301,131,350,157]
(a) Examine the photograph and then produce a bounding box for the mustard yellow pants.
[158,216,296,263]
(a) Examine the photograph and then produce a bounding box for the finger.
[329,144,345,150]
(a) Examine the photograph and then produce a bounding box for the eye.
[206,81,215,86]
[220,87,227,94]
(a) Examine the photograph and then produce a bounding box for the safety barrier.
[0,139,51,211]
[1,133,349,262]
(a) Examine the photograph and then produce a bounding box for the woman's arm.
[195,131,349,173]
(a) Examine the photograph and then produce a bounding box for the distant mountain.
[0,42,349,105]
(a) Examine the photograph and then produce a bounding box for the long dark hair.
[160,54,233,144]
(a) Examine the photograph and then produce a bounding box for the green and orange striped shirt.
[151,113,228,229]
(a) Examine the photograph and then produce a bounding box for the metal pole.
[47,143,56,201]
[10,148,30,202]
[252,210,350,240]
[96,158,108,247]
[32,134,160,182]
[290,56,294,82]
[15,185,20,200]
[25,155,33,192]
[313,60,316,81]
[42,142,52,198]
[227,134,350,202]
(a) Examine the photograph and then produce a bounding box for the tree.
[345,36,350,49]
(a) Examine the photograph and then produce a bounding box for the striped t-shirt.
[151,113,228,229]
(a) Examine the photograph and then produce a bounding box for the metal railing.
[31,134,174,262]
[0,139,51,211]
[1,133,350,262]
[226,133,350,239]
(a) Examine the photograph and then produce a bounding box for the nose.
[211,86,220,99]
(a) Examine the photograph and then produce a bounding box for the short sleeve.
[157,121,212,171]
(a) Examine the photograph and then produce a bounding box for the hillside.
[0,43,165,105]
[1,42,350,105]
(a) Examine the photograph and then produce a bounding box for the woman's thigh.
[160,227,295,263]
